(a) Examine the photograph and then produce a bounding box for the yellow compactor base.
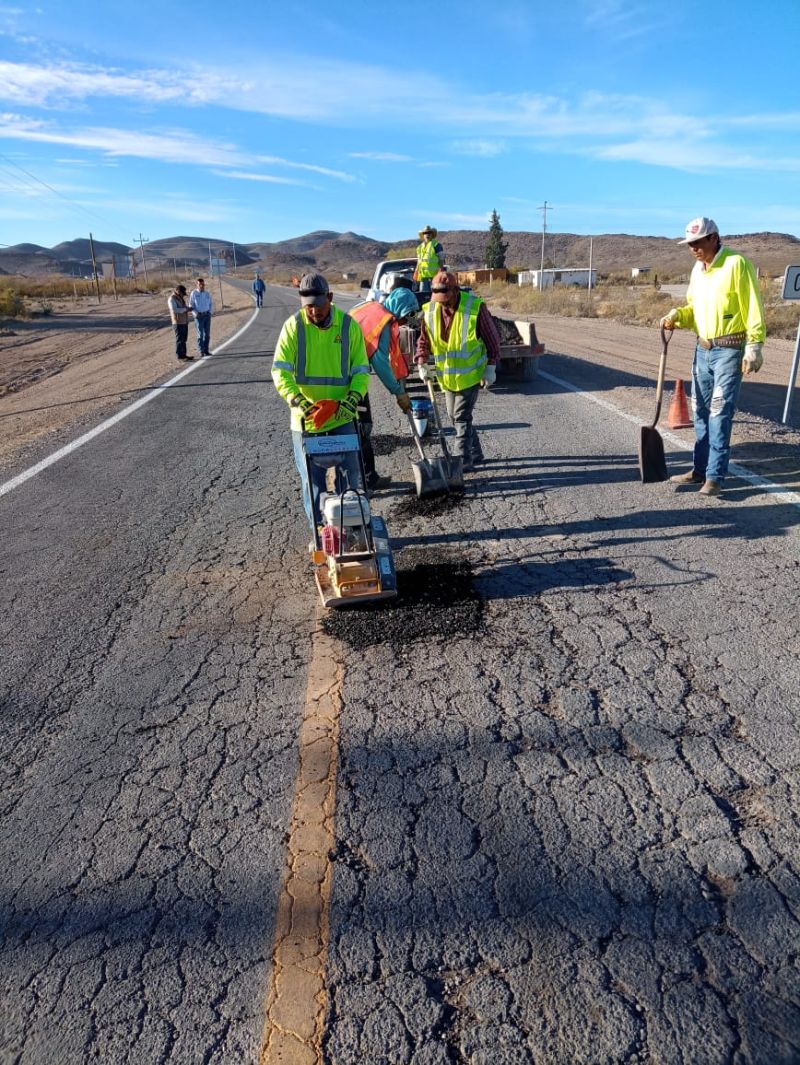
[310,549,398,609]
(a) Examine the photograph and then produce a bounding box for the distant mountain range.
[2,230,798,282]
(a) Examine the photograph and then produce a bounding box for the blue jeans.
[291,423,364,533]
[194,312,211,355]
[173,323,188,359]
[691,344,743,482]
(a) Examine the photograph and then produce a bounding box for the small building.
[457,268,508,285]
[518,268,596,290]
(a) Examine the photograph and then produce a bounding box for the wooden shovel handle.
[653,326,672,427]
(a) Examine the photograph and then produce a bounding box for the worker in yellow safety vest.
[349,287,419,489]
[414,225,444,295]
[414,270,501,471]
[272,272,370,532]
[661,216,766,497]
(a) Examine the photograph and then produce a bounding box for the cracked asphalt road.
[2,283,799,1063]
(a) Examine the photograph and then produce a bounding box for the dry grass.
[477,279,799,340]
[0,274,181,318]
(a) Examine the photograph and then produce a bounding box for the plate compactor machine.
[302,432,397,608]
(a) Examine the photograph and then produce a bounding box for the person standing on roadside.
[253,275,266,308]
[167,284,193,362]
[189,277,213,357]
[271,273,370,534]
[414,225,445,297]
[661,217,766,497]
[349,286,418,489]
[414,270,500,471]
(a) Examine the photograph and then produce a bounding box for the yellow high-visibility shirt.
[272,306,370,431]
[674,247,766,343]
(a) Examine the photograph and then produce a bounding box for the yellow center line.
[260,627,342,1065]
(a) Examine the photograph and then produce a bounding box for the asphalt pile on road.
[390,489,467,519]
[321,546,483,649]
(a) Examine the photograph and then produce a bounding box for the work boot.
[699,479,721,497]
[365,472,391,490]
[670,469,704,485]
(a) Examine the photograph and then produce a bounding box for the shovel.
[426,378,464,490]
[406,411,448,497]
[639,326,672,483]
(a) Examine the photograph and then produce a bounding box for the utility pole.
[588,236,594,293]
[134,233,149,285]
[538,201,551,288]
[231,242,237,273]
[88,232,101,304]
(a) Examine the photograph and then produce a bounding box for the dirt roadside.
[0,281,254,473]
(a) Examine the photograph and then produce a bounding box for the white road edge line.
[538,368,800,510]
[0,304,260,500]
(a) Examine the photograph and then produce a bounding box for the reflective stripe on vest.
[294,310,351,385]
[424,293,487,385]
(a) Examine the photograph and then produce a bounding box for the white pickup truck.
[359,257,420,303]
[359,257,545,381]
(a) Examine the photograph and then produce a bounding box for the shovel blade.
[412,458,447,497]
[639,426,668,483]
[443,454,464,490]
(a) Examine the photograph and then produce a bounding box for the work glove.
[742,343,763,375]
[417,362,433,383]
[290,393,313,415]
[338,390,362,420]
[396,392,411,414]
[660,309,679,329]
[305,398,340,431]
[481,364,497,389]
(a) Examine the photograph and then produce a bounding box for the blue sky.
[1,0,799,250]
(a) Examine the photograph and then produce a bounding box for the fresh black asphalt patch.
[320,546,483,650]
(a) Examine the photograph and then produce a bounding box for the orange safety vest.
[349,301,409,380]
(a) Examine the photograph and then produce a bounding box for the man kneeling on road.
[414,270,500,471]
[349,287,418,490]
[271,273,370,534]
[661,216,766,498]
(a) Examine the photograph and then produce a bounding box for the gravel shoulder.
[0,282,254,473]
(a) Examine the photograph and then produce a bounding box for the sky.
[1,0,800,252]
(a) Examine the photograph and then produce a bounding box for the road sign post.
[780,266,800,424]
[210,258,226,309]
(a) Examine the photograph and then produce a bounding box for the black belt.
[697,332,746,350]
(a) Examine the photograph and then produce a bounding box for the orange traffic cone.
[667,379,693,429]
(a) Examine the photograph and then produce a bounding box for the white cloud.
[349,151,413,162]
[212,169,309,187]
[449,139,506,157]
[0,114,355,181]
[0,57,796,180]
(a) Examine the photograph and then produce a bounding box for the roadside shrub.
[0,286,26,318]
[479,279,798,338]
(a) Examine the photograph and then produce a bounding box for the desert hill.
[1,229,798,282]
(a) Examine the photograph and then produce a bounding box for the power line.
[0,151,116,229]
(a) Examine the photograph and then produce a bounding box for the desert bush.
[479,279,799,339]
[0,285,27,318]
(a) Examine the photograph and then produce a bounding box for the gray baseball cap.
[299,272,330,306]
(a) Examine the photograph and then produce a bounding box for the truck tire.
[520,356,538,381]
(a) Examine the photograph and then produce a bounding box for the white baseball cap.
[679,217,719,244]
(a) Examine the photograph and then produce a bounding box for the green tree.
[485,209,508,269]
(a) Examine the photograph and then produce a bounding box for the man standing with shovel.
[660,217,766,497]
[414,270,500,472]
